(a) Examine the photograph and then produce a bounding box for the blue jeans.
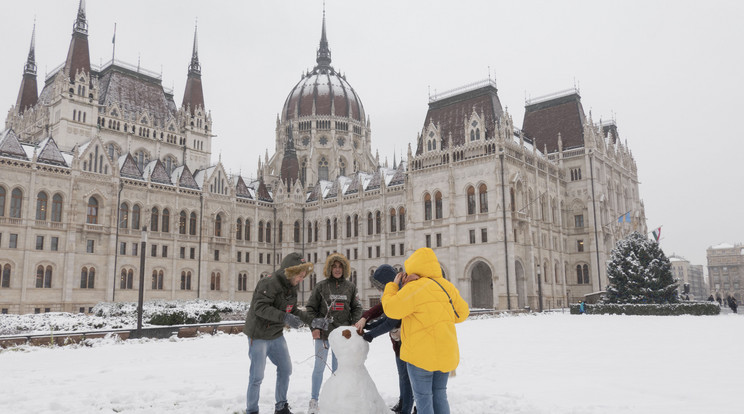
[407,363,450,414]
[311,338,338,400]
[395,353,414,414]
[246,336,292,413]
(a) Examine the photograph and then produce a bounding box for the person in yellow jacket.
[382,247,469,414]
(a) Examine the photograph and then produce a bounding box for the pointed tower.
[280,129,300,190]
[64,0,91,80]
[182,25,205,114]
[16,24,38,115]
[316,9,332,70]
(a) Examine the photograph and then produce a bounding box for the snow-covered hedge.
[570,302,720,316]
[0,300,250,336]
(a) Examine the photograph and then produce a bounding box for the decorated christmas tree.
[603,232,678,304]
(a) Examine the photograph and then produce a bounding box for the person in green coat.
[305,252,363,414]
[244,252,328,414]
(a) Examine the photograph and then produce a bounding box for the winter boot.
[274,402,293,414]
[308,398,319,414]
[391,399,402,412]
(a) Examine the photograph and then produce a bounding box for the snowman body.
[318,326,389,414]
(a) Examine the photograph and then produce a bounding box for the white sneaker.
[308,398,319,414]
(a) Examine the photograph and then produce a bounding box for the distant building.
[0,3,647,314]
[706,243,743,303]
[669,255,706,300]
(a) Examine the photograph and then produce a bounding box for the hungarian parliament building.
[0,3,646,314]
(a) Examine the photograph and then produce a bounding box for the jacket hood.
[323,252,350,279]
[404,247,442,279]
[281,252,314,280]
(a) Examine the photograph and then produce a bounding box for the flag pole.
[112,23,117,62]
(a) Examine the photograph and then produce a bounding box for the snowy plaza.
[0,312,740,414]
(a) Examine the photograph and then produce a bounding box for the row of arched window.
[298,209,407,244]
[0,186,31,219]
[423,185,488,220]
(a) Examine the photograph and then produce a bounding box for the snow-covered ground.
[0,312,740,414]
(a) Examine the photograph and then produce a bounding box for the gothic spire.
[280,128,299,189]
[64,0,91,79]
[16,23,39,114]
[73,0,88,35]
[188,23,201,75]
[182,23,205,114]
[315,7,332,69]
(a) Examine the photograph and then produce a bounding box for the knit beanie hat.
[404,247,442,278]
[369,264,397,290]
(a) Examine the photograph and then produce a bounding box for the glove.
[283,313,303,329]
[362,332,373,343]
[311,318,329,330]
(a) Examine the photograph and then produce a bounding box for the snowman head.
[328,326,369,366]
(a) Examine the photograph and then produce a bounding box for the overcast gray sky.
[2,0,742,270]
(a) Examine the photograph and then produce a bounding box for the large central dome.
[281,16,365,123]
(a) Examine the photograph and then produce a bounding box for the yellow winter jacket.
[382,248,470,372]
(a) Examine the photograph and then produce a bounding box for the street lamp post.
[136,225,147,335]
[537,263,543,312]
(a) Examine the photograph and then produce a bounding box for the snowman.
[318,326,389,414]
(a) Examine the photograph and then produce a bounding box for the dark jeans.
[395,353,414,413]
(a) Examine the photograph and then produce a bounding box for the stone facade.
[669,255,707,300]
[706,243,743,303]
[0,4,647,314]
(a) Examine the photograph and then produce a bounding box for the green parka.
[306,253,363,340]
[244,253,314,340]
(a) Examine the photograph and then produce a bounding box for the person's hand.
[311,318,329,330]
[311,329,321,339]
[283,313,302,329]
[402,273,420,286]
[354,317,367,333]
[393,272,406,286]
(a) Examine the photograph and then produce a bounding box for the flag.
[112,23,116,44]
[652,227,661,242]
[617,211,631,223]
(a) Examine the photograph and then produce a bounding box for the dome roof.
[281,13,365,123]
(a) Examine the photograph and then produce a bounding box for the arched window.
[236,219,243,240]
[179,211,187,234]
[151,207,159,232]
[211,272,221,291]
[326,219,332,241]
[189,212,197,235]
[132,205,141,229]
[398,207,406,231]
[470,130,475,141]
[346,216,352,237]
[10,188,23,218]
[36,192,48,220]
[333,218,337,239]
[2,264,12,288]
[162,209,170,233]
[86,197,99,224]
[52,194,63,222]
[258,221,264,242]
[435,191,443,219]
[314,221,319,242]
[0,186,6,216]
[375,211,382,234]
[152,270,164,290]
[307,222,313,243]
[36,265,44,288]
[41,265,52,288]
[577,264,590,284]
[424,193,432,221]
[238,272,248,291]
[120,269,133,289]
[583,264,589,284]
[467,186,476,215]
[120,203,129,228]
[353,214,359,237]
[390,208,397,233]
[318,157,329,181]
[80,267,95,289]
[215,214,222,237]
[510,188,516,212]
[294,220,301,243]
[479,184,488,213]
[181,271,192,290]
[367,212,373,235]
[266,222,271,243]
[476,128,480,140]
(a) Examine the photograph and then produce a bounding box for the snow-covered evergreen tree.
[603,232,678,304]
